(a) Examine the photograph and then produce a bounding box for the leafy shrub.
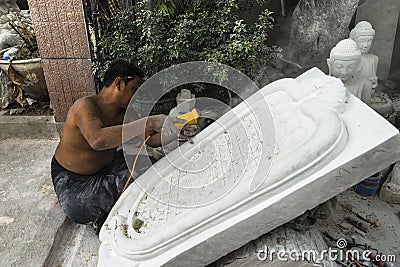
[93,0,280,83]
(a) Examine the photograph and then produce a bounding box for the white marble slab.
[97,68,400,267]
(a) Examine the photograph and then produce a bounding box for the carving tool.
[345,216,369,233]
[354,211,380,227]
[122,109,202,195]
[173,109,199,129]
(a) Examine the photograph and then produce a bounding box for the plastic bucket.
[354,172,383,196]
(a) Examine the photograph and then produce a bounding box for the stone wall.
[288,0,359,72]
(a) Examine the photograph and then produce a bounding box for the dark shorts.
[51,151,151,230]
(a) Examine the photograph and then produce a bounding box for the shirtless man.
[51,60,183,231]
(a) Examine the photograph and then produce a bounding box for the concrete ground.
[213,189,400,266]
[316,189,400,262]
[0,139,64,266]
[0,139,99,267]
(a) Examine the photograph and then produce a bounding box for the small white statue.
[349,21,394,118]
[176,88,195,114]
[350,21,379,89]
[327,39,372,105]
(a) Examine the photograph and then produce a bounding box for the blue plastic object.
[354,172,383,196]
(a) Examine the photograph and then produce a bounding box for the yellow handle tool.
[174,109,199,129]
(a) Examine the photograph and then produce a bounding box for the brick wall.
[27,0,96,122]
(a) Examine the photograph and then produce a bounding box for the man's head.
[350,21,375,55]
[103,59,144,87]
[102,60,144,108]
[327,39,361,82]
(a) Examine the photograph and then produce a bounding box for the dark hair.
[102,59,144,87]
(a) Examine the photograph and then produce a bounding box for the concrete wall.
[27,0,96,122]
[356,0,400,81]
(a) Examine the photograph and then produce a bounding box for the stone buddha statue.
[350,21,379,89]
[327,39,372,105]
[350,21,394,118]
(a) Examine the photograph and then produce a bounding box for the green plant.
[94,0,280,82]
[155,0,271,17]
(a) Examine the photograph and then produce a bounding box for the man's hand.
[148,114,185,136]
[145,115,187,147]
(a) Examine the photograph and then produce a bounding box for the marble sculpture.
[349,21,393,118]
[175,88,195,114]
[350,21,378,89]
[327,38,372,105]
[98,68,400,266]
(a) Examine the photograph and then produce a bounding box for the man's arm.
[146,124,197,147]
[146,132,177,147]
[73,98,182,151]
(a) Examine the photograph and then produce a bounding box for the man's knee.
[59,196,109,225]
